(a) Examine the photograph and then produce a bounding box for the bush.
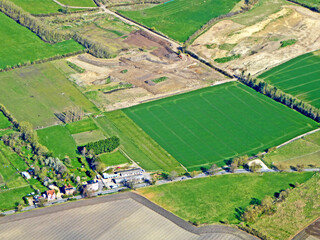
[79,136,120,155]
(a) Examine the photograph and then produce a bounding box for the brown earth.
[190,5,320,76]
[68,30,227,111]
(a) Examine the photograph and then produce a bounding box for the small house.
[86,180,99,192]
[45,190,56,201]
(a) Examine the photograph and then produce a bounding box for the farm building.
[115,168,145,177]
[21,171,31,179]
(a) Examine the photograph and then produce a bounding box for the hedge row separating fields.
[0,50,85,73]
[32,8,99,17]
[286,0,319,13]
[184,49,234,78]
[236,73,320,122]
[80,136,120,154]
[0,104,19,128]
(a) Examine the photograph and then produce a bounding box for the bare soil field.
[190,4,320,75]
[68,30,226,111]
[0,192,256,240]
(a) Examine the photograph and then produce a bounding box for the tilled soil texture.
[190,5,320,76]
[68,30,227,111]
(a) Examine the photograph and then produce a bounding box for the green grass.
[0,142,28,189]
[0,142,28,172]
[59,0,96,7]
[258,50,320,109]
[214,54,241,63]
[119,0,240,42]
[252,173,320,239]
[0,186,33,211]
[72,130,105,145]
[98,151,130,166]
[67,61,85,73]
[230,0,289,26]
[218,43,237,51]
[101,83,133,93]
[93,111,185,173]
[66,118,99,134]
[280,39,297,48]
[37,125,78,158]
[264,131,320,168]
[0,12,84,69]
[0,112,11,130]
[0,61,97,127]
[10,0,94,14]
[123,82,318,171]
[139,172,313,224]
[152,76,168,84]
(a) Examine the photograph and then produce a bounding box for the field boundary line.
[276,128,320,149]
[52,0,98,9]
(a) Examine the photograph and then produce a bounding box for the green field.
[139,172,313,224]
[0,142,28,172]
[72,130,105,145]
[253,173,320,239]
[66,118,99,134]
[0,61,97,127]
[37,125,78,158]
[0,112,11,130]
[0,12,84,69]
[10,0,95,14]
[119,0,240,42]
[264,130,320,168]
[124,82,318,171]
[258,50,320,109]
[98,151,130,166]
[0,142,28,189]
[0,186,33,211]
[93,111,185,173]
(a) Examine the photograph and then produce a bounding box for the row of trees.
[237,73,320,122]
[0,0,69,43]
[80,136,120,155]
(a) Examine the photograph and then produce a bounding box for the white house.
[115,168,145,177]
[21,171,31,180]
[103,173,119,179]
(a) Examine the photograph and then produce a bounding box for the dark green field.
[0,11,84,69]
[119,0,240,42]
[124,82,318,171]
[0,61,97,127]
[259,50,320,109]
[139,172,313,224]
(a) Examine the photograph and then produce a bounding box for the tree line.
[236,72,320,122]
[79,136,120,155]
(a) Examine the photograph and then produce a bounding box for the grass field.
[0,186,33,211]
[0,12,84,69]
[258,50,320,109]
[252,173,320,239]
[124,82,318,171]
[139,172,313,224]
[93,111,185,173]
[0,112,11,130]
[37,125,78,158]
[264,130,320,168]
[119,0,240,42]
[0,61,97,127]
[72,130,105,145]
[291,0,320,11]
[98,151,130,166]
[66,118,99,134]
[0,142,28,172]
[10,0,94,14]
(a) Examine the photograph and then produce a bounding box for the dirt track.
[0,192,257,240]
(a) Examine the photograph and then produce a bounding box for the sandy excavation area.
[68,30,226,111]
[190,5,320,76]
